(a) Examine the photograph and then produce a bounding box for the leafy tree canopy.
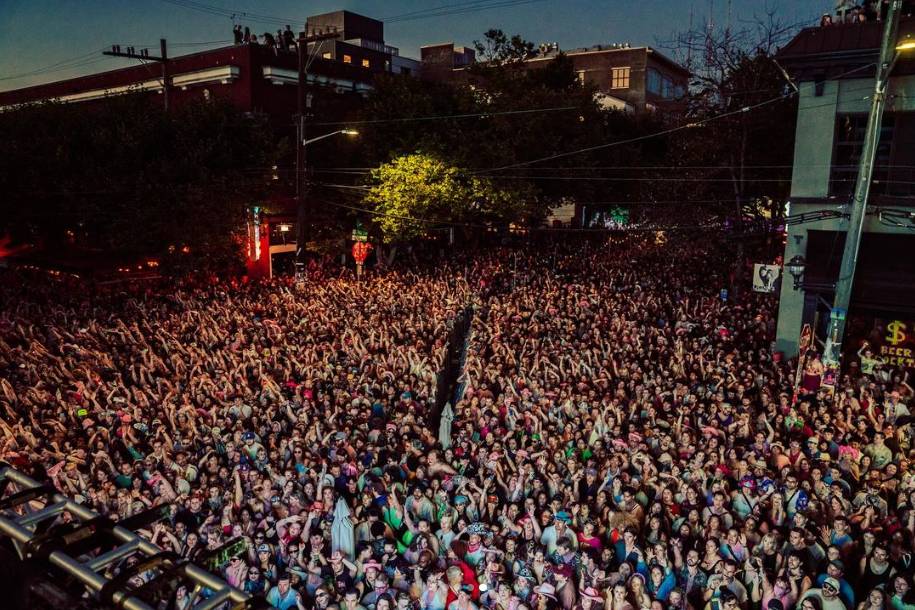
[363,153,534,242]
[0,96,279,272]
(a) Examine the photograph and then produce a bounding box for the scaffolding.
[0,465,252,610]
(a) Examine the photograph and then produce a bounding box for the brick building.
[421,42,689,114]
[0,10,421,279]
[0,10,419,116]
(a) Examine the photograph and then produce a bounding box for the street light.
[785,255,806,291]
[303,128,359,146]
[295,128,360,281]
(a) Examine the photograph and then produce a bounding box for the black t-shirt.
[176,506,209,531]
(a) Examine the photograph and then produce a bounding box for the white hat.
[534,583,557,600]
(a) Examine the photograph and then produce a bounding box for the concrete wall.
[789,80,838,199]
[776,75,915,356]
[774,202,915,354]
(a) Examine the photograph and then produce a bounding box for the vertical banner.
[792,324,813,404]
[752,264,781,293]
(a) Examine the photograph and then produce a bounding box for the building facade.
[774,17,915,365]
[526,44,689,113]
[421,42,689,114]
[0,10,419,115]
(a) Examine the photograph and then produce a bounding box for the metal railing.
[0,466,252,610]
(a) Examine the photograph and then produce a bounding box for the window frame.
[647,68,662,96]
[610,66,630,90]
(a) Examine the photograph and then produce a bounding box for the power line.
[170,39,234,47]
[475,95,793,173]
[0,50,110,82]
[156,0,302,27]
[473,62,879,175]
[486,175,795,182]
[155,0,547,28]
[310,161,915,173]
[312,105,580,127]
[382,0,535,21]
[385,0,547,23]
[315,195,736,232]
[0,40,234,86]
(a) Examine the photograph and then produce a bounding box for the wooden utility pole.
[103,39,170,111]
[294,22,339,280]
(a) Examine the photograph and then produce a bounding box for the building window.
[362,58,370,68]
[831,113,901,196]
[662,76,673,99]
[577,70,586,85]
[647,68,662,95]
[322,52,332,60]
[342,54,352,64]
[611,67,630,89]
[814,75,825,97]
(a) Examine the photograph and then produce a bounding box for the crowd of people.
[1,236,914,610]
[233,24,299,53]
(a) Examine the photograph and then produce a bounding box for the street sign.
[351,229,368,242]
[608,206,629,225]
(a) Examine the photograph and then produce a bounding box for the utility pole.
[295,22,339,281]
[103,38,170,112]
[823,0,903,370]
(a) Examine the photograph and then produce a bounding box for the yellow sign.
[881,320,915,367]
[887,321,908,346]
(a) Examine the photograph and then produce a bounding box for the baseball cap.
[823,577,840,591]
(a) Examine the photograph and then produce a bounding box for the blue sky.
[1,0,832,91]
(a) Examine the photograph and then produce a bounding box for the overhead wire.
[467,62,879,174]
[385,0,547,23]
[155,0,547,28]
[0,49,111,82]
[381,0,535,20]
[311,105,580,126]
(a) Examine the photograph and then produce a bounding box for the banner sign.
[792,323,813,403]
[880,320,915,368]
[752,264,780,293]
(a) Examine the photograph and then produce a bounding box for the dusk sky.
[2,0,831,91]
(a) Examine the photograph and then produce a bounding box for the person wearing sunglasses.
[798,577,848,610]
[244,565,267,595]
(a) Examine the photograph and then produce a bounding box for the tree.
[363,153,532,242]
[344,31,646,226]
[472,29,535,65]
[648,7,799,225]
[0,96,279,272]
